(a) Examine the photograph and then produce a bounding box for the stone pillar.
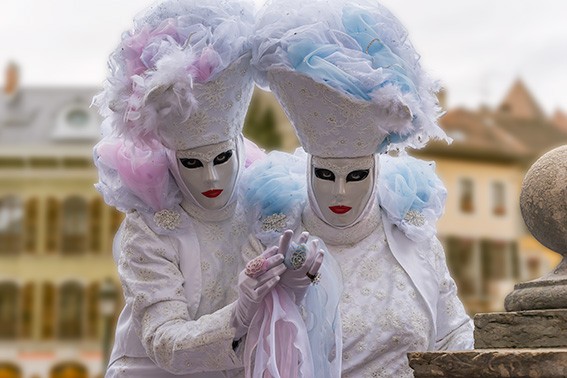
[409,145,567,377]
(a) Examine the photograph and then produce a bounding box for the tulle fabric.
[244,138,267,167]
[94,0,255,146]
[94,135,182,214]
[242,150,307,247]
[252,0,449,152]
[378,153,447,242]
[241,151,343,377]
[245,286,313,378]
[245,252,343,378]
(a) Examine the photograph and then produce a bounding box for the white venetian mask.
[310,155,375,228]
[175,139,238,210]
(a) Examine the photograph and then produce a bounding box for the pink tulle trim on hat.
[244,138,267,167]
[96,137,171,211]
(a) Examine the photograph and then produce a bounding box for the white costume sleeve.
[431,237,475,350]
[118,211,243,374]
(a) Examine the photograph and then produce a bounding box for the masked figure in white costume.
[246,0,475,376]
[92,1,297,376]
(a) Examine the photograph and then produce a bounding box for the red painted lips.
[329,205,352,214]
[202,189,223,198]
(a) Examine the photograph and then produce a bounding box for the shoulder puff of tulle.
[240,148,308,246]
[378,153,446,242]
[93,136,190,235]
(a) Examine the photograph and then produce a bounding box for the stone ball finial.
[520,145,567,255]
[505,145,567,311]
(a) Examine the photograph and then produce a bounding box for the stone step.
[408,348,567,378]
[474,309,567,349]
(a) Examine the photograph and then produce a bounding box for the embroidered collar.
[302,200,381,246]
[180,197,237,222]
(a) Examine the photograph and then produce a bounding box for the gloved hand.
[280,230,324,304]
[232,246,286,339]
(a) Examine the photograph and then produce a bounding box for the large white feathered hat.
[253,0,449,158]
[94,0,255,150]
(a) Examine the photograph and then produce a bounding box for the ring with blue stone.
[285,242,307,270]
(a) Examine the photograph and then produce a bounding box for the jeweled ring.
[245,256,268,278]
[306,272,321,285]
[285,243,307,270]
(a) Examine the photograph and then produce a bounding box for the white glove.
[280,230,324,304]
[232,246,285,339]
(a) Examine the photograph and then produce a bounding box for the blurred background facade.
[0,64,122,378]
[1,57,566,377]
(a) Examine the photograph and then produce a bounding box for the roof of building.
[0,87,102,150]
[552,109,567,133]
[498,79,546,120]
[414,81,567,164]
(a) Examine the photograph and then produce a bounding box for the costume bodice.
[326,218,432,377]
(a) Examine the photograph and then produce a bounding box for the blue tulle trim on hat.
[252,0,450,153]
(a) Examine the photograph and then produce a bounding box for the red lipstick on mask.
[202,189,223,198]
[329,205,352,214]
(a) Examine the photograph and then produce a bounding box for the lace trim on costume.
[180,197,237,222]
[302,200,381,246]
[176,140,235,162]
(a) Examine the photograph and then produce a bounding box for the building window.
[0,363,21,378]
[480,240,519,297]
[492,182,506,216]
[46,198,60,254]
[41,282,55,340]
[446,238,477,299]
[0,196,24,255]
[86,282,99,339]
[0,282,19,339]
[49,362,87,378]
[459,178,474,213]
[58,281,84,340]
[25,198,38,253]
[90,198,103,254]
[61,197,88,255]
[21,282,34,339]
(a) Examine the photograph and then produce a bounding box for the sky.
[1,0,566,115]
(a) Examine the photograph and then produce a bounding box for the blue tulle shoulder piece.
[378,154,446,242]
[240,150,308,246]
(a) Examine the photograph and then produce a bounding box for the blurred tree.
[243,92,282,151]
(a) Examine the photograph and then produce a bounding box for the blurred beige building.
[0,64,122,378]
[415,81,567,314]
